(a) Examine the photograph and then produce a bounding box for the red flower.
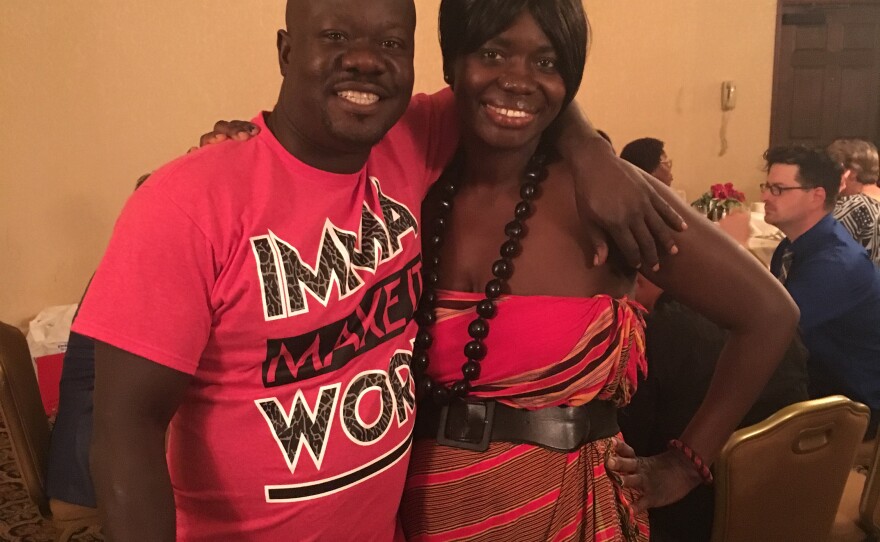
[709,182,746,202]
[711,183,729,199]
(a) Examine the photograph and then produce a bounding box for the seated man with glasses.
[761,146,880,437]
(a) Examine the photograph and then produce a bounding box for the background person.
[828,138,880,266]
[763,146,880,438]
[621,137,674,187]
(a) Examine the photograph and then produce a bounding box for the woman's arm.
[608,176,799,513]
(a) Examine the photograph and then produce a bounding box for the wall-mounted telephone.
[721,81,737,111]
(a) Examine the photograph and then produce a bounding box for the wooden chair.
[0,321,52,516]
[711,396,870,542]
[0,321,100,541]
[858,436,880,536]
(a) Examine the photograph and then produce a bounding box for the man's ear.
[815,186,830,209]
[277,30,292,77]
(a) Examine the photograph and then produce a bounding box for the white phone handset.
[721,81,737,111]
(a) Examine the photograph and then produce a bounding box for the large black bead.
[451,380,470,397]
[430,255,441,268]
[468,318,489,339]
[476,299,497,319]
[433,385,451,405]
[411,351,429,372]
[464,340,487,360]
[500,239,520,258]
[415,330,433,349]
[528,153,548,169]
[514,201,531,219]
[430,235,444,249]
[485,279,504,299]
[520,182,539,200]
[438,199,453,214]
[505,220,525,239]
[415,310,435,326]
[427,271,440,286]
[441,182,457,198]
[462,360,482,380]
[524,168,542,182]
[421,290,437,306]
[417,375,434,398]
[492,259,513,279]
[433,216,447,232]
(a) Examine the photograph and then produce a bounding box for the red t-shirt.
[73,91,456,541]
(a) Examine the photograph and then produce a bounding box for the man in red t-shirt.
[75,0,683,540]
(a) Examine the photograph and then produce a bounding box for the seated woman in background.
[400,0,797,540]
[621,137,674,187]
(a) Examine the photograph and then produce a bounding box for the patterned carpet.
[0,412,102,542]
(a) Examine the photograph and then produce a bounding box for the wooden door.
[770,2,880,148]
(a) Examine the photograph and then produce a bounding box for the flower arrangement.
[691,182,746,220]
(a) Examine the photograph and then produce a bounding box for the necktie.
[776,248,794,284]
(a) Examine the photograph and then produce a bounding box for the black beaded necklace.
[412,149,550,406]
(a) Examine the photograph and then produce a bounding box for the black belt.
[415,398,619,453]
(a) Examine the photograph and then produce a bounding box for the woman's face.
[451,12,567,151]
[652,153,674,186]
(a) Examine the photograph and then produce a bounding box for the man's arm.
[555,104,685,270]
[91,343,192,542]
[195,105,686,271]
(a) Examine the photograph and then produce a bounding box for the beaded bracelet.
[668,439,714,486]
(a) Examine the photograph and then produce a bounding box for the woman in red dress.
[401,1,797,540]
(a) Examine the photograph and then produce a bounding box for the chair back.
[859,437,880,534]
[711,395,869,542]
[0,321,51,516]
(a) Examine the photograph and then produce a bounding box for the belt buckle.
[436,398,495,452]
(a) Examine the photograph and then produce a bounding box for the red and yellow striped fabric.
[401,290,648,541]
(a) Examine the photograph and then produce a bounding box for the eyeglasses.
[659,159,673,169]
[759,183,815,196]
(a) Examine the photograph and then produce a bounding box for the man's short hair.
[826,139,880,186]
[764,146,842,209]
[620,137,665,174]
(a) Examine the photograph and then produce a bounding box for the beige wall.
[582,1,778,205]
[0,1,777,328]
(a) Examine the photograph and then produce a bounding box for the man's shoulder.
[146,139,264,192]
[796,225,878,282]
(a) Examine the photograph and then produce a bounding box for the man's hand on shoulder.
[195,120,261,150]
[569,138,686,271]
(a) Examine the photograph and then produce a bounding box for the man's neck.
[780,211,830,243]
[265,108,371,175]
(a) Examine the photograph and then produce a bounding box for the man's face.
[277,0,415,154]
[651,153,674,186]
[761,164,821,231]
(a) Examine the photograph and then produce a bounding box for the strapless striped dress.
[401,290,649,542]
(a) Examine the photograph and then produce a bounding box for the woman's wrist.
[668,439,714,486]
